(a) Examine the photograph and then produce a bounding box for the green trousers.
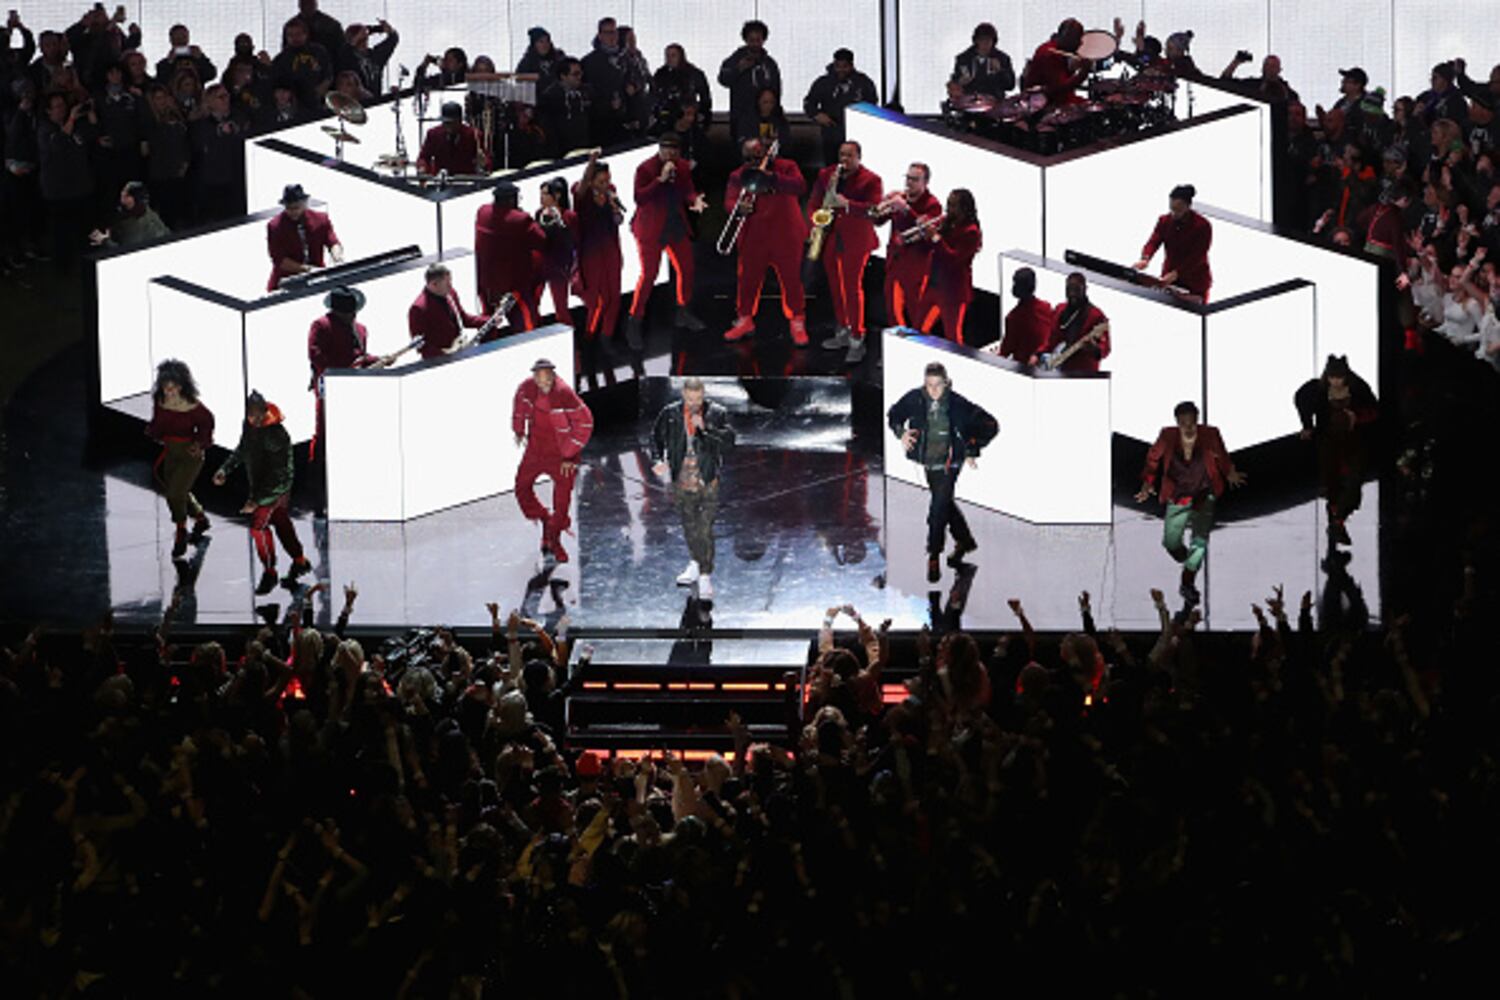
[1162,496,1215,573]
[161,441,205,524]
[675,481,719,574]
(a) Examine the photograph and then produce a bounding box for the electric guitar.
[453,292,518,352]
[1042,321,1109,371]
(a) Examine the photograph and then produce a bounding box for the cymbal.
[325,91,368,124]
[375,154,410,168]
[321,125,361,143]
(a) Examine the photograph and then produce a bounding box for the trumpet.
[899,213,946,244]
[717,138,779,256]
[869,192,907,221]
[538,205,565,227]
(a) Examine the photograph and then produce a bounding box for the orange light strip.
[880,683,906,704]
[613,682,663,690]
[721,683,769,691]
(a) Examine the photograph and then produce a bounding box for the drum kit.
[323,91,366,161]
[947,27,1178,154]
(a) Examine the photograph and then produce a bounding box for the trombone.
[716,139,779,256]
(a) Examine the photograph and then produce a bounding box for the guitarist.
[810,141,882,362]
[1035,271,1110,372]
[408,262,491,359]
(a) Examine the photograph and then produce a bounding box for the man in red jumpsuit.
[724,137,810,345]
[1037,272,1111,372]
[574,152,625,341]
[914,188,982,344]
[307,285,391,460]
[1021,18,1089,106]
[1133,183,1213,300]
[418,101,486,175]
[512,359,593,563]
[266,183,343,291]
[407,262,489,359]
[475,181,546,331]
[994,266,1054,360]
[810,140,883,363]
[627,133,708,350]
[875,162,942,329]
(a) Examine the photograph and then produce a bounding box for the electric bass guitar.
[1041,321,1109,371]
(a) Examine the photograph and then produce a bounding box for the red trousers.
[884,254,929,328]
[251,494,304,567]
[515,449,575,543]
[538,272,574,330]
[580,247,623,338]
[824,246,872,333]
[736,236,805,318]
[916,292,970,345]
[631,235,694,317]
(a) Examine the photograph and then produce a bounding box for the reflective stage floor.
[9,375,1381,634]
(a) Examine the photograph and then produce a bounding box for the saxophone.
[806,163,843,262]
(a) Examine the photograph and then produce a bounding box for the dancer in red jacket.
[1133,183,1213,300]
[1135,400,1247,605]
[723,137,810,345]
[626,133,708,349]
[573,153,625,341]
[512,359,593,563]
[914,189,982,344]
[810,141,883,362]
[475,182,546,330]
[873,162,942,329]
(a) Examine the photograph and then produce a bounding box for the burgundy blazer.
[1141,424,1237,503]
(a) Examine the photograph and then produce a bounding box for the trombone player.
[808,141,883,363]
[722,137,810,346]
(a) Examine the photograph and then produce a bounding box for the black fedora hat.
[280,183,310,205]
[323,285,366,313]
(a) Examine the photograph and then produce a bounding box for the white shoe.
[697,574,713,600]
[676,560,701,586]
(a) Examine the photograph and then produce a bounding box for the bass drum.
[1076,29,1118,71]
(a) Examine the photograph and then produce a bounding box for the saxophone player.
[417,100,487,176]
[808,141,883,363]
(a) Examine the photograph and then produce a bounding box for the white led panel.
[1204,283,1315,445]
[145,280,247,418]
[324,323,574,521]
[845,104,1045,295]
[882,327,1112,524]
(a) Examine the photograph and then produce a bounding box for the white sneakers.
[698,575,713,599]
[676,560,701,586]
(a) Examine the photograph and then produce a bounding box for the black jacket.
[651,400,736,485]
[651,62,712,122]
[887,387,998,468]
[952,45,1015,98]
[802,67,878,127]
[717,45,780,124]
[1294,372,1377,434]
[217,407,295,508]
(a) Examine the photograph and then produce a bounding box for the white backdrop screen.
[845,105,1045,296]
[145,281,246,419]
[1203,283,1315,446]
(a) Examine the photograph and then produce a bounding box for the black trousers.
[925,465,973,555]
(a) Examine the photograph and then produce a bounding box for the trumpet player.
[574,152,625,342]
[873,162,942,329]
[723,137,810,346]
[536,178,579,332]
[627,133,708,351]
[418,101,487,176]
[914,189,982,345]
[809,141,883,363]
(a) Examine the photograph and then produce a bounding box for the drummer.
[418,101,487,176]
[1021,18,1095,106]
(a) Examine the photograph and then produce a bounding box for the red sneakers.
[789,315,809,347]
[723,316,755,342]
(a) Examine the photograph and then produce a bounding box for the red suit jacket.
[1022,41,1087,105]
[538,208,579,279]
[512,378,594,460]
[1358,202,1407,268]
[727,157,808,247]
[307,314,376,381]
[418,124,485,175]
[266,209,338,291]
[409,287,487,358]
[807,163,882,256]
[1043,301,1111,372]
[574,185,623,261]
[475,204,546,307]
[999,295,1054,360]
[927,221,982,301]
[1141,425,1237,503]
[881,189,942,265]
[631,154,698,242]
[1142,210,1213,297]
